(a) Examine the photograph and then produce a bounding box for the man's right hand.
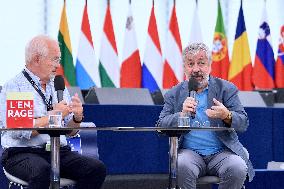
[181,97,197,116]
[53,100,70,118]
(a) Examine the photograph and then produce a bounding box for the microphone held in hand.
[54,75,65,102]
[188,77,198,119]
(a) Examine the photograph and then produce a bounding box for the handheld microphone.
[188,77,198,119]
[54,75,65,102]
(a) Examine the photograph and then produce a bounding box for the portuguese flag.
[211,0,230,80]
[57,0,76,86]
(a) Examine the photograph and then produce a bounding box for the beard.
[190,72,209,89]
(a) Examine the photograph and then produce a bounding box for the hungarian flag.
[142,2,163,93]
[120,3,141,88]
[211,0,230,80]
[99,2,119,87]
[76,1,100,89]
[57,0,76,86]
[275,25,284,88]
[188,2,203,43]
[228,1,253,91]
[163,3,183,89]
[252,4,275,89]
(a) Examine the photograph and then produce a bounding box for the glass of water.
[48,110,62,128]
[178,115,190,127]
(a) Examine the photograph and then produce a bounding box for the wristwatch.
[73,115,84,123]
[225,111,232,120]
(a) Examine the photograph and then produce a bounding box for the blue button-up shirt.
[0,68,73,148]
[183,87,225,155]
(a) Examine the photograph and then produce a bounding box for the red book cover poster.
[6,92,34,128]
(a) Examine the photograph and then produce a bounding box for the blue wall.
[83,105,284,174]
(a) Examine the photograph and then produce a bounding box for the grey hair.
[182,42,211,63]
[25,35,55,64]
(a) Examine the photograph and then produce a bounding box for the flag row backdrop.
[57,0,284,91]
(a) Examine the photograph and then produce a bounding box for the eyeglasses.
[185,61,208,68]
[51,57,61,64]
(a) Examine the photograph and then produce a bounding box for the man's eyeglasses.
[185,61,208,68]
[51,57,61,64]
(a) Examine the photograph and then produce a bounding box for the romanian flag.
[76,1,101,89]
[211,0,229,80]
[163,3,183,89]
[228,1,253,91]
[142,2,163,93]
[275,25,284,88]
[57,0,76,86]
[99,2,119,87]
[252,4,275,89]
[120,3,141,88]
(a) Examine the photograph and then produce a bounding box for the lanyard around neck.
[22,70,53,111]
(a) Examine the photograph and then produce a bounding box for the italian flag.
[57,0,76,86]
[99,2,119,87]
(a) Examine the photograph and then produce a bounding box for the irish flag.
[76,1,101,89]
[57,0,76,86]
[120,3,141,88]
[99,2,119,87]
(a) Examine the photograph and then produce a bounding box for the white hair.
[25,35,56,64]
[182,42,211,64]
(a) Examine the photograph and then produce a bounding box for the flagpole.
[43,0,48,34]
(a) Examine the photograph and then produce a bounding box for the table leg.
[168,136,179,189]
[50,136,60,189]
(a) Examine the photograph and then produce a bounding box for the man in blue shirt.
[0,35,106,189]
[157,43,254,189]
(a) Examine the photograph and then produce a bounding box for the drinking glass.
[178,116,190,127]
[48,110,62,128]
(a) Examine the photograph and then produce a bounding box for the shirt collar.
[23,67,52,86]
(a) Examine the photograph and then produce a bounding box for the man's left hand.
[69,93,83,121]
[206,98,230,119]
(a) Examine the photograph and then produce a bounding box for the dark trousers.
[1,146,106,189]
